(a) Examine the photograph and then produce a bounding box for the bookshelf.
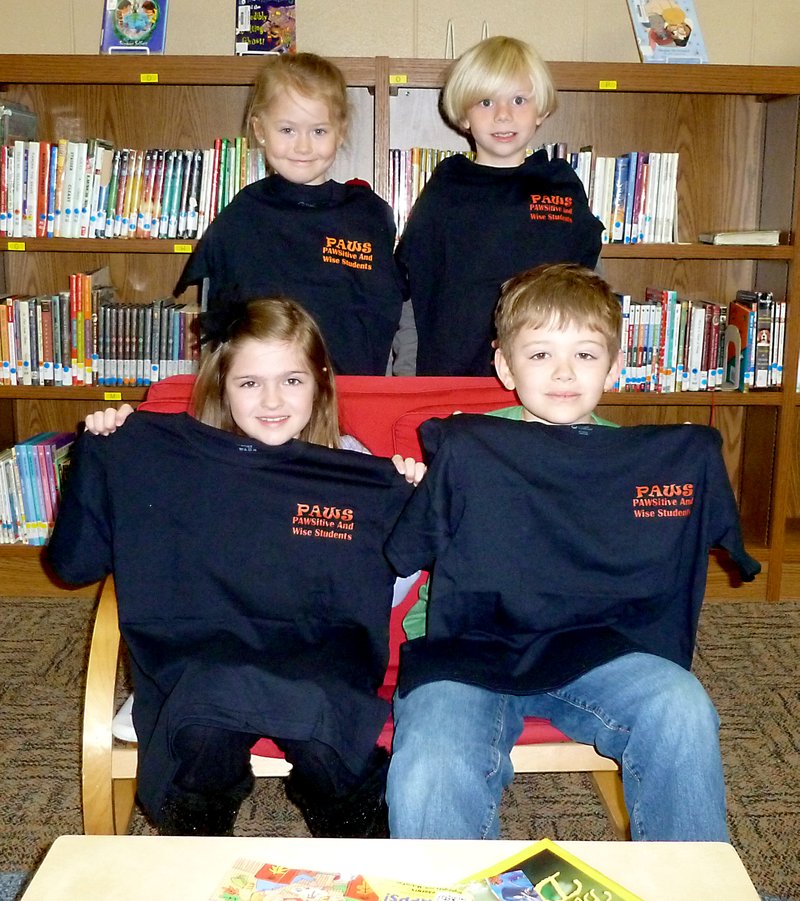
[1,55,800,599]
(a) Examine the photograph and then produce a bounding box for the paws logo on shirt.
[631,483,695,519]
[529,193,574,224]
[322,235,374,271]
[291,502,355,541]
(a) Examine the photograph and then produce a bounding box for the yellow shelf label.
[599,80,618,91]
[173,243,193,253]
[140,73,159,83]
[389,74,408,85]
[7,241,26,251]
[104,392,123,401]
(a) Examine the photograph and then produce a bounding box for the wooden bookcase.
[1,55,799,600]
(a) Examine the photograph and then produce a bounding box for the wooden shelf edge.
[386,59,800,95]
[0,386,148,401]
[0,546,100,598]
[2,237,197,254]
[599,390,784,406]
[4,238,791,260]
[0,55,377,87]
[599,243,793,260]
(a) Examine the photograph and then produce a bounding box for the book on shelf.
[0,101,37,146]
[625,0,709,64]
[235,0,296,55]
[698,229,789,246]
[0,137,264,242]
[1,432,75,546]
[100,0,169,54]
[457,838,643,901]
[611,285,784,395]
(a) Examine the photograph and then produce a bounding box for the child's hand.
[392,453,427,486]
[84,404,135,436]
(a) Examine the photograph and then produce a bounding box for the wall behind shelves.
[2,0,799,65]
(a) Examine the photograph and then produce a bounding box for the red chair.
[81,375,628,838]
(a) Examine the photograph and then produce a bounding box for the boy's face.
[494,320,621,426]
[461,75,546,168]
[252,89,342,186]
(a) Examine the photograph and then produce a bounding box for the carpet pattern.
[1,597,798,900]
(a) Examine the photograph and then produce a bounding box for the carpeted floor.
[0,597,798,899]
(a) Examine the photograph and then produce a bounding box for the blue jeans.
[387,652,727,841]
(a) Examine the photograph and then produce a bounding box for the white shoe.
[111,693,138,743]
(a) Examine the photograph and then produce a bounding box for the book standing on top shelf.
[100,0,169,54]
[625,0,709,64]
[235,1,296,55]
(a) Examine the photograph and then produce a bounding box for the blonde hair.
[495,264,621,358]
[192,298,341,448]
[245,52,349,144]
[441,35,557,131]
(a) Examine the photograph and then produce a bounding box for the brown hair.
[495,263,622,358]
[441,35,557,132]
[246,52,349,144]
[191,298,340,448]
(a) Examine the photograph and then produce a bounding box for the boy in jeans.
[385,263,760,841]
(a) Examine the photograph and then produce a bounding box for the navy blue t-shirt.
[385,415,759,696]
[48,412,412,817]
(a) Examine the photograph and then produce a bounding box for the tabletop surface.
[21,835,761,900]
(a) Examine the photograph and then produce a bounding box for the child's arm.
[84,403,135,436]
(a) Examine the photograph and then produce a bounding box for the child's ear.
[251,115,265,146]
[535,110,549,127]
[494,347,516,391]
[604,350,624,391]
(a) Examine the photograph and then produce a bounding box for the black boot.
[157,773,253,836]
[284,748,389,838]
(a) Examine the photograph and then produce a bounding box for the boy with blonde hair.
[394,36,603,375]
[386,263,759,841]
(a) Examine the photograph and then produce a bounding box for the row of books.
[0,137,268,241]
[0,431,74,546]
[1,278,200,388]
[388,146,474,237]
[388,144,678,244]
[616,288,783,393]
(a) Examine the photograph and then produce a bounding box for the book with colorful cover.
[235,1,296,55]
[625,0,708,64]
[457,839,643,901]
[100,0,169,54]
[208,859,467,901]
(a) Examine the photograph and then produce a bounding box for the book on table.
[457,838,643,901]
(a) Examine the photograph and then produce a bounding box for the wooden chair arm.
[81,576,122,834]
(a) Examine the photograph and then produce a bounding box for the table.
[21,836,760,900]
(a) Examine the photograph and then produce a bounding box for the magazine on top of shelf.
[235,1,296,55]
[100,0,169,54]
[457,839,644,901]
[625,0,708,64]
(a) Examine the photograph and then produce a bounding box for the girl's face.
[252,88,342,186]
[224,337,316,445]
[461,75,546,168]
